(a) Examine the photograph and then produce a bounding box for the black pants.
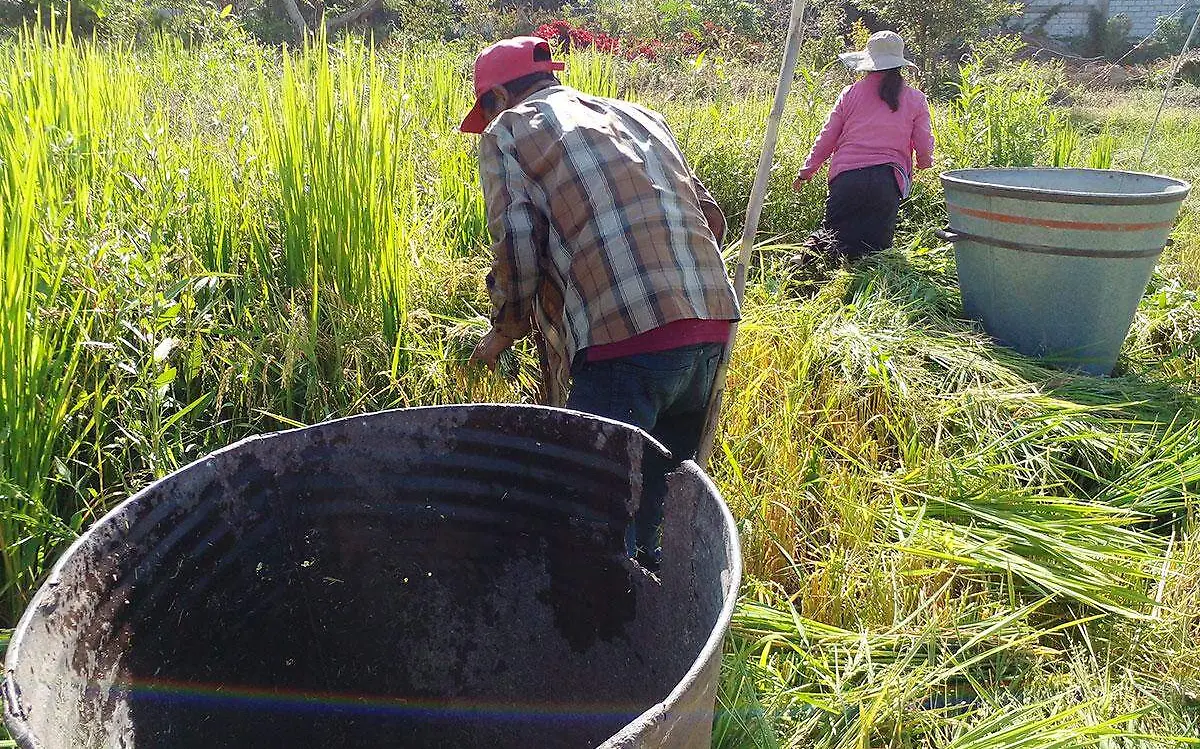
[822,164,902,259]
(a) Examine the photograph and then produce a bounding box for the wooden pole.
[695,0,810,467]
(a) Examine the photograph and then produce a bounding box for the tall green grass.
[710,248,1200,746]
[936,52,1070,170]
[0,25,117,616]
[0,28,1198,748]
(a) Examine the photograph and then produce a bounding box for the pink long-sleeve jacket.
[800,72,935,196]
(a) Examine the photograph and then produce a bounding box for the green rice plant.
[562,48,620,99]
[937,54,1070,169]
[939,699,1143,749]
[269,37,400,299]
[717,246,1200,628]
[722,580,1198,748]
[659,95,827,244]
[0,29,96,620]
[1,26,1200,748]
[1051,124,1080,167]
[1050,125,1117,171]
[1086,130,1116,169]
[714,640,783,749]
[888,484,1162,618]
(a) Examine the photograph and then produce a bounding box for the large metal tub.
[941,168,1190,375]
[3,405,741,748]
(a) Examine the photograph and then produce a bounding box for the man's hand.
[470,328,515,371]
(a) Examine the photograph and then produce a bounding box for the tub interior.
[7,408,732,749]
[944,167,1189,197]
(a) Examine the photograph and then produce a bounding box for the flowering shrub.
[535,19,762,62]
[537,20,623,54]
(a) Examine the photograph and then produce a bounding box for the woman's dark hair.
[878,68,904,112]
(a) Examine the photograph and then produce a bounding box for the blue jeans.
[566,342,724,564]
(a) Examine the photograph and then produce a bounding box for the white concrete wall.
[1019,0,1195,39]
[1107,0,1196,37]
[1020,0,1101,39]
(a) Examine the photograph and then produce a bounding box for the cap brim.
[460,99,487,134]
[460,58,567,133]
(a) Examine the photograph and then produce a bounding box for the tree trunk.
[280,0,309,34]
[280,0,380,36]
[325,0,382,31]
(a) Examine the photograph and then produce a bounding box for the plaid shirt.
[479,85,739,364]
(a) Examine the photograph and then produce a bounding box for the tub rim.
[3,404,743,749]
[599,456,742,748]
[941,167,1192,206]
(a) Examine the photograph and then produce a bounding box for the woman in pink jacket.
[795,31,935,259]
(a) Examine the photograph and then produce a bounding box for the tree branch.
[325,0,382,31]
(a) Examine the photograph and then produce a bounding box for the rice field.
[2,25,1200,747]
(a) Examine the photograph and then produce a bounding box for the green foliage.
[692,0,763,38]
[937,44,1070,169]
[1,29,1200,749]
[564,0,657,41]
[388,0,461,42]
[799,2,850,70]
[565,0,763,44]
[4,0,152,37]
[151,2,249,46]
[851,0,1022,74]
[1152,13,1192,52]
[0,0,445,45]
[441,0,537,45]
[1078,9,1191,64]
[1089,10,1134,61]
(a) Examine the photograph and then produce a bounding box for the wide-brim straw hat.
[838,30,917,72]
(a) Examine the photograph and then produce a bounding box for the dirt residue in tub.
[539,520,636,652]
[116,494,653,748]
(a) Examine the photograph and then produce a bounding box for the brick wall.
[1020,0,1101,38]
[1020,0,1198,40]
[1107,0,1197,37]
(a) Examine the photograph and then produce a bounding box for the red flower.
[534,19,700,61]
[536,19,575,44]
[568,27,594,47]
[593,32,620,53]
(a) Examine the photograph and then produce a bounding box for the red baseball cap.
[460,36,565,134]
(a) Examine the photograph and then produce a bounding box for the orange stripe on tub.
[952,205,1176,232]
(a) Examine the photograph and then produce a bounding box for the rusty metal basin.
[3,405,741,748]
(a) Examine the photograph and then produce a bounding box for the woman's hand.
[792,173,810,192]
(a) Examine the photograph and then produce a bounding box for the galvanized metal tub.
[3,405,741,749]
[940,167,1191,375]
